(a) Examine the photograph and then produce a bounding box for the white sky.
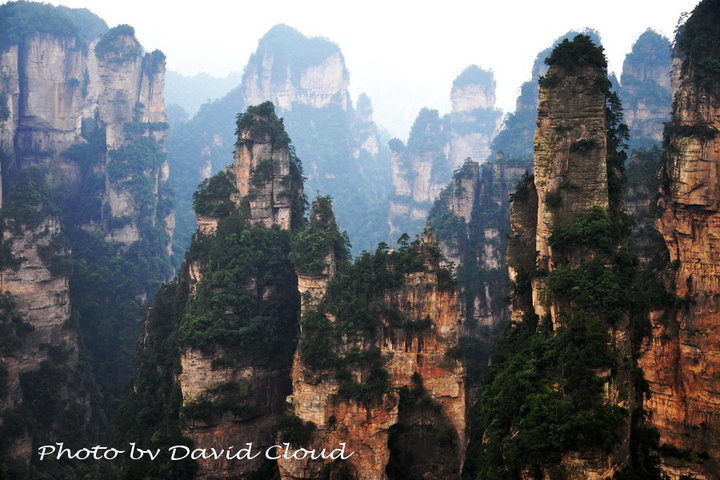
[42,0,698,138]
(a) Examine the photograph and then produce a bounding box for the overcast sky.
[44,0,698,137]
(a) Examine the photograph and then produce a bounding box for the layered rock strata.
[0,26,171,246]
[169,24,391,255]
[388,66,502,237]
[179,102,303,479]
[640,2,720,477]
[279,236,466,480]
[504,35,635,479]
[0,7,170,464]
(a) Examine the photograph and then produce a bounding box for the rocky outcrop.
[0,4,171,467]
[447,66,503,166]
[178,348,291,476]
[0,25,171,244]
[388,67,502,238]
[532,62,611,324]
[499,35,638,479]
[351,93,381,164]
[619,30,672,147]
[0,213,79,458]
[641,3,720,477]
[388,109,450,236]
[427,158,526,343]
[233,110,302,230]
[241,25,349,112]
[178,102,303,479]
[167,24,391,255]
[279,235,466,480]
[491,29,602,160]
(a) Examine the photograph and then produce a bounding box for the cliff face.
[279,235,466,480]
[423,45,579,401]
[388,109,450,236]
[641,3,720,477]
[178,102,303,479]
[474,35,653,480]
[0,180,80,458]
[168,24,391,255]
[491,30,602,160]
[426,158,527,388]
[0,4,171,469]
[0,25,171,247]
[619,30,672,148]
[447,66,503,166]
[388,66,502,238]
[532,62,611,325]
[241,25,349,112]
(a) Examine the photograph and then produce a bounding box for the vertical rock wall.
[178,102,303,479]
[641,3,720,477]
[0,11,170,465]
[279,236,466,480]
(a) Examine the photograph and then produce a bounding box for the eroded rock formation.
[620,29,672,147]
[0,191,81,458]
[388,66,502,237]
[168,24,391,255]
[0,4,171,467]
[279,234,466,480]
[641,2,720,477]
[178,102,303,479]
[0,24,171,247]
[447,66,503,166]
[493,35,641,479]
[427,159,526,351]
[241,24,349,112]
[388,109,450,236]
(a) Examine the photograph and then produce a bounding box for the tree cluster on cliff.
[464,35,665,480]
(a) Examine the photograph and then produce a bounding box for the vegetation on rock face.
[453,65,495,89]
[114,280,197,480]
[192,170,237,217]
[166,27,391,256]
[389,108,452,238]
[471,207,664,478]
[0,1,108,52]
[619,28,672,136]
[676,0,720,92]
[427,158,528,387]
[181,380,254,422]
[623,30,671,75]
[108,136,164,180]
[298,235,453,406]
[0,293,32,364]
[0,4,176,478]
[0,92,9,121]
[179,102,304,362]
[281,102,391,253]
[387,374,461,478]
[235,101,291,147]
[94,24,141,61]
[464,34,665,480]
[549,205,630,254]
[2,167,59,231]
[179,218,299,362]
[52,112,174,417]
[290,195,350,275]
[276,413,317,447]
[492,30,601,161]
[116,102,309,479]
[242,103,307,231]
[545,34,607,71]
